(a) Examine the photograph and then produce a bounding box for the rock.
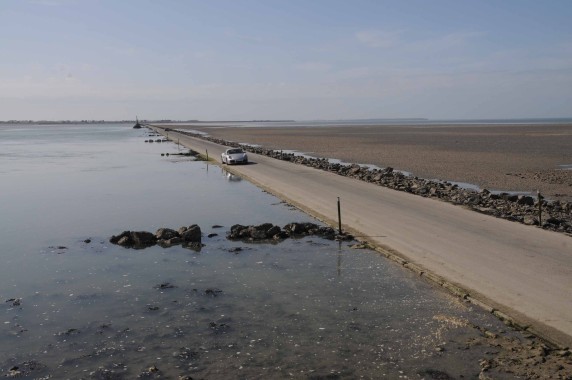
[546,217,562,226]
[228,223,282,241]
[155,228,179,240]
[154,282,176,289]
[209,322,230,333]
[349,164,361,175]
[205,288,222,296]
[517,195,535,206]
[117,236,131,246]
[272,231,290,240]
[131,231,157,248]
[4,361,46,378]
[265,225,282,238]
[228,224,247,239]
[110,230,157,249]
[335,233,354,241]
[157,237,182,248]
[181,224,201,243]
[6,298,21,307]
[249,226,268,240]
[284,222,319,235]
[506,194,519,202]
[317,227,336,240]
[207,233,218,238]
[523,215,539,225]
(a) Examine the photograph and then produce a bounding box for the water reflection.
[337,241,343,277]
[222,167,243,182]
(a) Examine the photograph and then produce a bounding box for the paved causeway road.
[155,127,572,348]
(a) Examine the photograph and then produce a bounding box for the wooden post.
[337,197,342,234]
[206,149,209,161]
[537,190,543,226]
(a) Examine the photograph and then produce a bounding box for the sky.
[1,0,572,121]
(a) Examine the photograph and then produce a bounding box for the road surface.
[155,126,572,348]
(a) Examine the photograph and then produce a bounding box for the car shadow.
[224,162,257,166]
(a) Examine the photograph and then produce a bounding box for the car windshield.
[228,149,244,154]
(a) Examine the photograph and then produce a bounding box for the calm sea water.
[0,124,512,379]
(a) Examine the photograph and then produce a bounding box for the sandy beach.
[183,123,572,201]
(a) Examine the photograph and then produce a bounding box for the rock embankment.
[110,222,352,250]
[228,222,351,241]
[171,129,572,236]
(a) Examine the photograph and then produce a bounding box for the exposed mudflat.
[186,123,572,201]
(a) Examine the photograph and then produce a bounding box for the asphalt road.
[156,127,572,348]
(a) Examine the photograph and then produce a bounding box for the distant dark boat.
[133,117,142,129]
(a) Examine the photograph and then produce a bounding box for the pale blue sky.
[1,0,571,120]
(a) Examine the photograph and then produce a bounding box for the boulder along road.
[153,126,572,349]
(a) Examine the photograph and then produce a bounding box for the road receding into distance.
[155,127,572,349]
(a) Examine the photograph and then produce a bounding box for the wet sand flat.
[187,123,572,200]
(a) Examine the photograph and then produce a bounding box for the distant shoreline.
[2,117,572,125]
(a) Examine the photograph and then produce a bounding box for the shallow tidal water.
[0,124,515,379]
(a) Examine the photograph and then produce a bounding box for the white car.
[221,148,248,165]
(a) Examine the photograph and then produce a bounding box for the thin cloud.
[28,0,77,6]
[355,30,402,48]
[224,29,267,44]
[405,31,485,52]
[295,62,332,71]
